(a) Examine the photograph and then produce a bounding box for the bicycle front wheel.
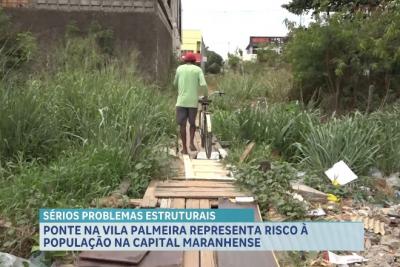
[205,132,213,159]
[203,114,213,159]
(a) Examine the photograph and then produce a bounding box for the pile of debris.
[271,161,400,266]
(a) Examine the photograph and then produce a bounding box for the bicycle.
[198,91,224,159]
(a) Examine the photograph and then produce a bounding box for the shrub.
[235,161,306,219]
[285,4,400,112]
[296,114,380,174]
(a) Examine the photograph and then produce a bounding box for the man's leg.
[176,107,188,154]
[188,108,198,151]
[180,124,188,154]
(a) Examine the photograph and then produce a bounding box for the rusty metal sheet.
[217,198,279,267]
[218,198,262,221]
[139,251,183,267]
[79,251,148,265]
[78,259,134,267]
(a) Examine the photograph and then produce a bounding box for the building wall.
[181,29,202,53]
[1,0,181,82]
[169,0,181,56]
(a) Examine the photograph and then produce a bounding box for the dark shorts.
[176,107,198,127]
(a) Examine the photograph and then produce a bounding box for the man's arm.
[199,69,208,97]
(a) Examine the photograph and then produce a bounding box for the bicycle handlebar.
[199,91,225,105]
[211,91,225,96]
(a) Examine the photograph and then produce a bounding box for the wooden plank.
[183,154,195,178]
[171,198,186,209]
[191,160,222,166]
[192,167,227,173]
[184,200,200,267]
[184,177,235,181]
[186,199,200,208]
[142,197,184,267]
[156,187,240,193]
[199,199,210,209]
[157,180,235,188]
[192,163,223,168]
[155,191,249,198]
[291,183,327,202]
[239,142,256,163]
[129,199,142,207]
[192,165,229,173]
[141,180,158,208]
[193,175,232,181]
[160,198,171,208]
[199,199,216,267]
[194,130,202,149]
[217,199,279,267]
[192,171,228,176]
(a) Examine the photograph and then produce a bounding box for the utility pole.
[201,38,206,72]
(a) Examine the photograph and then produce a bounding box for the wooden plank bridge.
[78,127,280,267]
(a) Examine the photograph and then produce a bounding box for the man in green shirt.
[174,53,208,155]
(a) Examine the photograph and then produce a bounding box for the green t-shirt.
[174,63,208,108]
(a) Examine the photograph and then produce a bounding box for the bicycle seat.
[198,97,212,104]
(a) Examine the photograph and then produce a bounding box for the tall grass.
[214,100,400,175]
[368,104,400,174]
[0,35,176,255]
[296,114,380,174]
[214,103,318,160]
[212,67,292,111]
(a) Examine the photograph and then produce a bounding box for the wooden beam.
[184,200,200,267]
[141,180,158,208]
[129,199,142,207]
[160,199,172,208]
[183,155,195,178]
[199,199,216,267]
[184,177,235,181]
[155,191,249,198]
[156,187,240,193]
[171,198,186,209]
[239,142,256,163]
[157,180,235,188]
[191,160,222,166]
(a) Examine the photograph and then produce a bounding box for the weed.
[235,161,306,220]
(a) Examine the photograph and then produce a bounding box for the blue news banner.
[39,209,364,251]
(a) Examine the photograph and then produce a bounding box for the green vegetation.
[285,0,400,112]
[2,2,400,264]
[0,11,37,79]
[210,2,400,219]
[213,42,400,221]
[283,0,385,15]
[205,49,223,74]
[236,160,307,220]
[0,16,175,256]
